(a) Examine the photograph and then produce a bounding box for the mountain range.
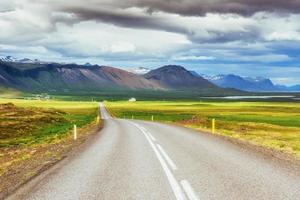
[202,74,300,92]
[1,56,298,96]
[129,68,300,92]
[0,60,241,98]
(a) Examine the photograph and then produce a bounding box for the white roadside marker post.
[74,124,77,140]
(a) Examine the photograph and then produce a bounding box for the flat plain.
[0,98,99,197]
[106,100,300,159]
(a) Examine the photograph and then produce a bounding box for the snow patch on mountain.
[127,67,151,75]
[0,56,43,64]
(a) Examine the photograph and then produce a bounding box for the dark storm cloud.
[60,4,261,43]
[65,6,185,34]
[58,0,300,23]
[51,0,300,44]
[188,27,261,43]
[59,0,300,17]
[130,0,300,16]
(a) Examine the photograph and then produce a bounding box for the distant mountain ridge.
[2,56,298,93]
[201,73,300,92]
[276,84,300,92]
[0,60,241,96]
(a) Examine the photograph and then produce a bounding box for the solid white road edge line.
[130,122,186,200]
[181,180,199,200]
[156,144,178,171]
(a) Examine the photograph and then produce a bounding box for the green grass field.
[0,99,99,147]
[106,101,300,159]
[0,87,21,98]
[0,98,100,193]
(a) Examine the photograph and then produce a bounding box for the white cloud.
[172,55,215,61]
[11,21,190,61]
[110,42,136,53]
[272,77,300,85]
[0,0,299,84]
[255,12,300,41]
[236,54,292,63]
[0,44,63,62]
[266,31,300,41]
[0,0,16,12]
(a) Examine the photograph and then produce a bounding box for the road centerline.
[156,144,178,171]
[181,180,199,200]
[147,131,157,142]
[130,121,187,200]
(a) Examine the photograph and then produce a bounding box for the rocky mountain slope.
[0,61,163,92]
[144,65,217,90]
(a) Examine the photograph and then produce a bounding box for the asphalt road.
[9,103,300,200]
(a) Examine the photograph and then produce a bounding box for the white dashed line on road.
[130,121,200,200]
[181,180,199,200]
[130,122,187,200]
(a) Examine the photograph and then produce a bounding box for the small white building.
[129,97,136,102]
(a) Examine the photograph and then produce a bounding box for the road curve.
[8,103,300,200]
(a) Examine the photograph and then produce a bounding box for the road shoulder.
[1,122,102,200]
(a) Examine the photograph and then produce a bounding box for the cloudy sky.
[1,0,300,85]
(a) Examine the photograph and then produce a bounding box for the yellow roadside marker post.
[132,115,134,120]
[151,115,154,121]
[74,124,77,140]
[97,115,100,124]
[212,119,216,134]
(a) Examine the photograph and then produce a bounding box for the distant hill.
[201,73,300,92]
[144,65,216,89]
[276,84,300,92]
[289,85,300,91]
[204,74,277,91]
